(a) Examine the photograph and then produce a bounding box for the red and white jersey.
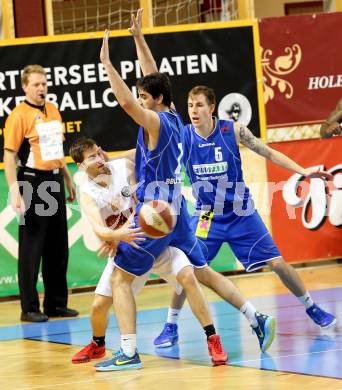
[81,159,134,229]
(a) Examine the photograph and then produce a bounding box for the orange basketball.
[138,200,176,238]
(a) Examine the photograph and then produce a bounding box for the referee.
[4,65,79,322]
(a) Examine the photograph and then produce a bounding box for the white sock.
[120,334,137,357]
[167,308,181,324]
[297,292,314,309]
[240,301,258,328]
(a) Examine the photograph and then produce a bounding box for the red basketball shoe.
[72,340,105,364]
[207,335,228,366]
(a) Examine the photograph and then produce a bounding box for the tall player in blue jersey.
[95,30,230,371]
[121,8,277,354]
[127,9,337,348]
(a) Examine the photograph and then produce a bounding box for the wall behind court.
[254,0,323,18]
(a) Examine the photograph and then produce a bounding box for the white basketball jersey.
[81,159,134,229]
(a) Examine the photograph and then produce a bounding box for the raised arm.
[129,8,158,76]
[235,122,333,180]
[320,98,342,138]
[129,10,176,110]
[100,30,160,138]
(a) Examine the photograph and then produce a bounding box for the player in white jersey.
[69,137,223,366]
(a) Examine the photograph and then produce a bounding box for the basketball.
[138,200,176,238]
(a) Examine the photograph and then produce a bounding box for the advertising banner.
[0,20,264,163]
[0,165,238,297]
[266,137,342,262]
[259,12,342,127]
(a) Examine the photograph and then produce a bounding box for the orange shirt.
[4,101,66,170]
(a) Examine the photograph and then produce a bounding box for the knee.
[194,267,213,286]
[177,268,198,290]
[110,269,134,289]
[268,258,286,274]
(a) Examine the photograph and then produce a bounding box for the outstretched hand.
[128,8,143,37]
[100,29,111,65]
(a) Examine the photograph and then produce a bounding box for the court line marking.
[231,347,342,365]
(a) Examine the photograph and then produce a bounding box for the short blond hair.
[21,65,46,86]
[188,85,216,106]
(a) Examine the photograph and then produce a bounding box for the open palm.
[128,8,143,36]
[100,30,110,65]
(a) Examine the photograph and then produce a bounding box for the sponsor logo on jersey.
[198,142,215,148]
[165,174,183,184]
[121,185,132,198]
[193,162,228,175]
[220,124,230,133]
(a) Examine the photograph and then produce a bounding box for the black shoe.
[21,311,48,322]
[44,307,79,318]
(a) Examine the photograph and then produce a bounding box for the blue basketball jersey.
[183,118,252,214]
[135,110,184,208]
[114,109,208,276]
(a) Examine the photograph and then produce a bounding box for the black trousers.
[17,168,69,313]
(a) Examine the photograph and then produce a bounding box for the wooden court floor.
[0,264,341,390]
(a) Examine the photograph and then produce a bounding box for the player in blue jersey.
[127,9,337,349]
[95,29,229,371]
[153,86,338,345]
[122,9,277,354]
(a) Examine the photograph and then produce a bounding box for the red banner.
[259,12,342,127]
[266,137,342,262]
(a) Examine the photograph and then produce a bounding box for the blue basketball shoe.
[306,304,336,328]
[252,313,276,352]
[154,323,178,348]
[95,348,142,371]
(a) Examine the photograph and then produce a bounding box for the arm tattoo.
[239,125,272,159]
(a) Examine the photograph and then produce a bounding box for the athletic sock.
[240,301,258,328]
[167,308,181,324]
[121,334,137,357]
[297,292,314,309]
[204,324,216,339]
[92,336,105,347]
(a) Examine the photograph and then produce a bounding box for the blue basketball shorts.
[114,200,208,276]
[190,208,281,272]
